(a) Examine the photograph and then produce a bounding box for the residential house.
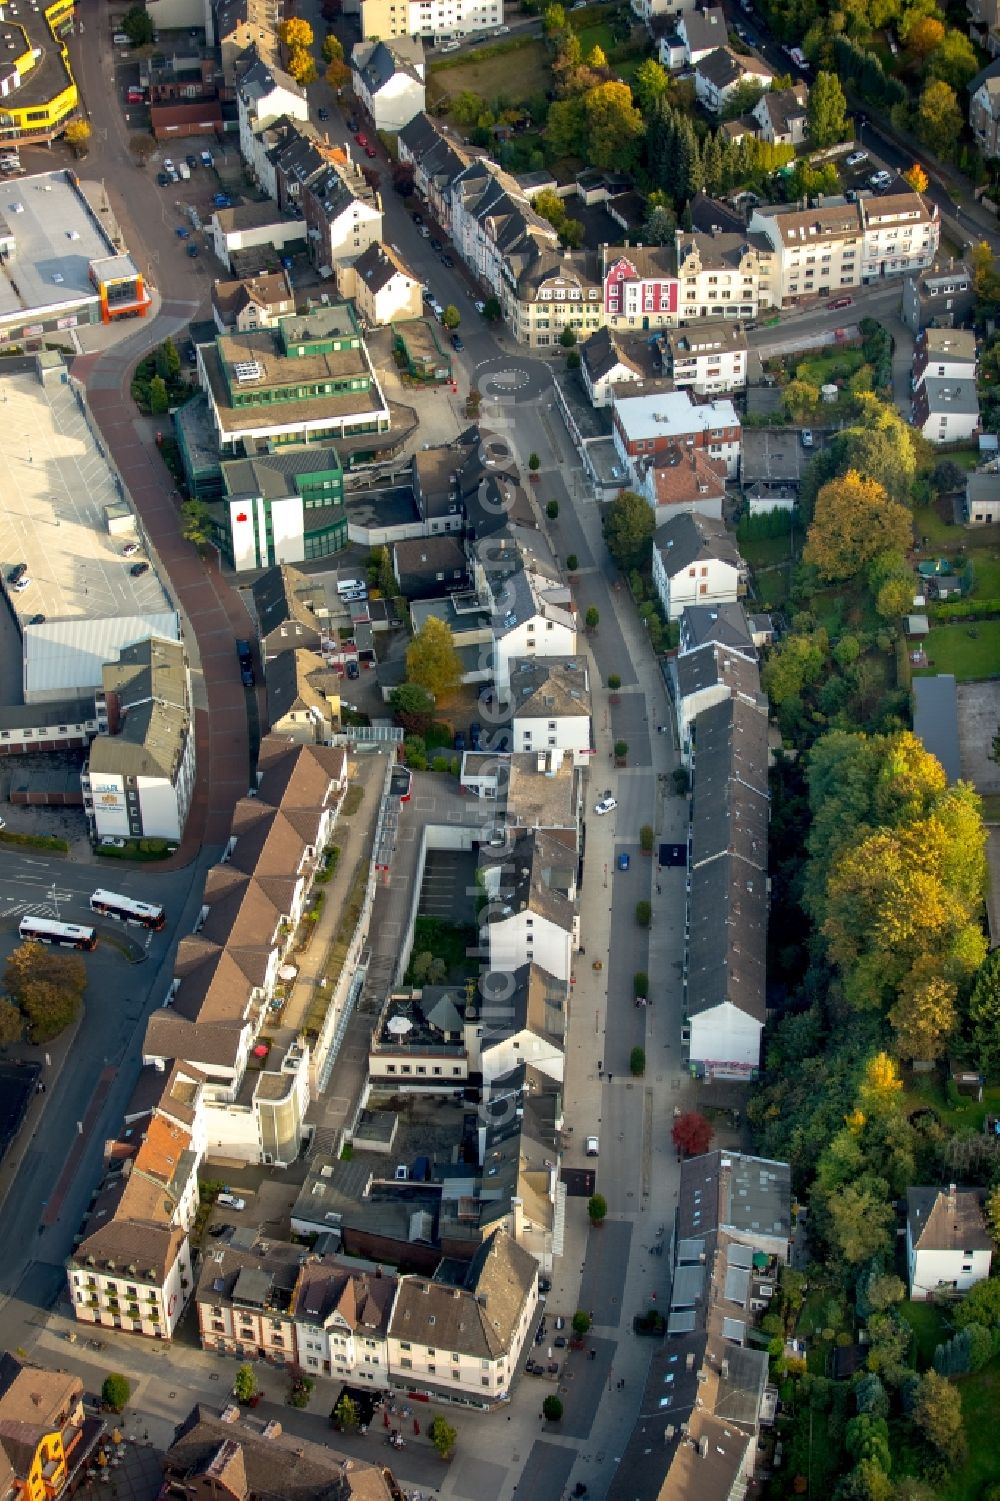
[750,199,864,302]
[969,58,1000,156]
[640,445,728,519]
[506,751,581,836]
[675,225,778,321]
[678,601,756,658]
[672,640,764,762]
[448,157,558,306]
[580,326,644,407]
[82,636,195,845]
[601,245,678,332]
[669,6,727,65]
[912,377,980,444]
[901,259,974,335]
[210,201,303,273]
[739,427,805,513]
[509,657,592,767]
[489,555,578,693]
[251,563,325,661]
[149,100,225,140]
[651,510,743,619]
[271,120,345,217]
[613,389,742,481]
[387,1229,538,1408]
[481,829,578,982]
[397,113,478,233]
[339,240,422,325]
[912,327,978,386]
[685,694,769,1077]
[360,0,502,40]
[752,82,808,144]
[162,1405,401,1501]
[392,535,470,598]
[237,59,308,186]
[412,439,471,534]
[196,1236,305,1364]
[659,321,748,393]
[211,271,295,333]
[507,246,605,349]
[965,469,1000,524]
[219,446,347,573]
[860,192,941,281]
[968,0,1000,57]
[695,47,775,114]
[351,37,426,133]
[0,1360,90,1501]
[302,159,383,274]
[906,1185,994,1300]
[293,1257,397,1385]
[266,649,340,744]
[216,0,281,90]
[632,0,697,25]
[195,306,389,457]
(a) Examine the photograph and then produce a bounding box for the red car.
[355,131,367,147]
[365,144,377,158]
[827,296,853,310]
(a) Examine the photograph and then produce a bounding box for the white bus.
[19,916,97,950]
[90,888,166,931]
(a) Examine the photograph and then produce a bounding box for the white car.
[474,299,486,314]
[418,224,430,238]
[801,428,814,448]
[122,542,140,557]
[845,150,868,168]
[100,836,126,848]
[585,1135,599,1156]
[217,1192,246,1210]
[12,575,30,591]
[594,796,617,816]
[869,170,893,189]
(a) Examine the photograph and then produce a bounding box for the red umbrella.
[413,1419,420,1436]
[253,1044,268,1057]
[383,1411,390,1428]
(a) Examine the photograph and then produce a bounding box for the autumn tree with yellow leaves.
[803,470,913,583]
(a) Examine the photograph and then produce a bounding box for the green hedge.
[0,830,69,853]
[931,597,1000,621]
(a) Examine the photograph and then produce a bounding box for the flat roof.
[0,172,111,318]
[0,367,171,640]
[24,615,180,700]
[913,674,961,783]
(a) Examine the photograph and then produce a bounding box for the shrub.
[546,500,559,519]
[630,1045,646,1075]
[233,1364,257,1403]
[639,823,654,852]
[572,1309,592,1335]
[635,900,651,927]
[542,1395,563,1421]
[566,553,578,571]
[101,1374,131,1412]
[588,1193,607,1224]
[614,739,628,761]
[608,673,621,692]
[633,971,649,998]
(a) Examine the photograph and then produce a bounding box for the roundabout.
[475,354,553,406]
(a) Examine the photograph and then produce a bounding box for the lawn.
[913,502,1000,555]
[939,1357,1000,1501]
[969,552,1000,597]
[796,348,867,387]
[427,36,551,110]
[904,1071,1000,1133]
[898,1300,952,1370]
[914,619,1000,681]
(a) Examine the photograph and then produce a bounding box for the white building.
[612,389,742,482]
[238,59,308,187]
[912,327,977,386]
[351,37,426,133]
[338,240,423,325]
[303,160,384,274]
[752,83,808,146]
[695,47,774,113]
[397,114,477,233]
[632,0,697,24]
[860,193,941,283]
[673,6,727,65]
[580,326,644,407]
[906,1186,994,1301]
[509,659,591,767]
[482,829,578,984]
[651,511,744,621]
[82,636,196,844]
[660,321,748,394]
[387,1230,538,1409]
[359,0,502,41]
[490,561,577,693]
[912,377,980,444]
[673,642,763,762]
[675,228,779,322]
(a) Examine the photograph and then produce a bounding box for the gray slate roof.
[655,511,743,577]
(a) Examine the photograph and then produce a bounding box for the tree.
[325,57,350,89]
[582,82,645,171]
[148,375,169,415]
[760,629,829,705]
[333,1392,359,1429]
[451,90,485,126]
[586,43,607,67]
[572,1309,592,1335]
[912,1369,966,1464]
[905,15,944,58]
[233,1364,258,1403]
[528,453,541,473]
[888,957,956,1060]
[903,162,929,193]
[545,96,587,158]
[929,28,979,91]
[546,500,559,519]
[287,47,318,85]
[121,4,153,45]
[406,617,463,699]
[634,57,670,114]
[635,900,651,927]
[917,80,962,159]
[630,1045,646,1076]
[441,304,461,330]
[64,119,92,156]
[803,471,912,583]
[101,1374,131,1413]
[18,980,80,1042]
[954,1275,1000,1328]
[279,16,314,48]
[559,326,577,348]
[585,606,600,631]
[129,133,156,165]
[483,296,502,322]
[825,1178,895,1264]
[428,1413,457,1459]
[672,1112,713,1157]
[543,1,566,34]
[5,942,85,1042]
[633,971,648,998]
[156,336,181,381]
[807,70,848,147]
[321,31,344,61]
[969,950,1000,1075]
[605,490,654,569]
[642,203,676,245]
[180,498,213,546]
[587,1192,607,1224]
[390,683,435,733]
[640,823,654,852]
[0,997,21,1045]
[832,398,917,507]
[542,1395,563,1421]
[986,1187,1000,1243]
[566,554,578,572]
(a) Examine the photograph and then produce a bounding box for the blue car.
[617,852,630,872]
[175,226,190,239]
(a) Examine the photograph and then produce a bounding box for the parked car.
[454,731,466,753]
[585,1135,599,1156]
[200,149,213,167]
[469,721,481,749]
[440,253,454,268]
[355,131,368,147]
[430,237,443,253]
[474,299,486,314]
[28,613,45,625]
[594,795,617,815]
[800,428,814,448]
[12,575,30,591]
[186,244,199,258]
[208,1223,234,1238]
[364,144,377,158]
[217,1193,246,1211]
[346,660,360,679]
[845,150,868,168]
[129,561,149,576]
[827,296,853,310]
[7,563,27,583]
[421,286,434,304]
[175,226,190,239]
[122,542,140,557]
[100,836,126,848]
[236,639,255,687]
[156,171,169,187]
[617,852,630,871]
[451,332,464,351]
[185,153,198,168]
[347,116,359,131]
[412,211,423,225]
[318,106,330,120]
[418,224,430,237]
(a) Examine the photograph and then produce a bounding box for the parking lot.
[0,371,171,629]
